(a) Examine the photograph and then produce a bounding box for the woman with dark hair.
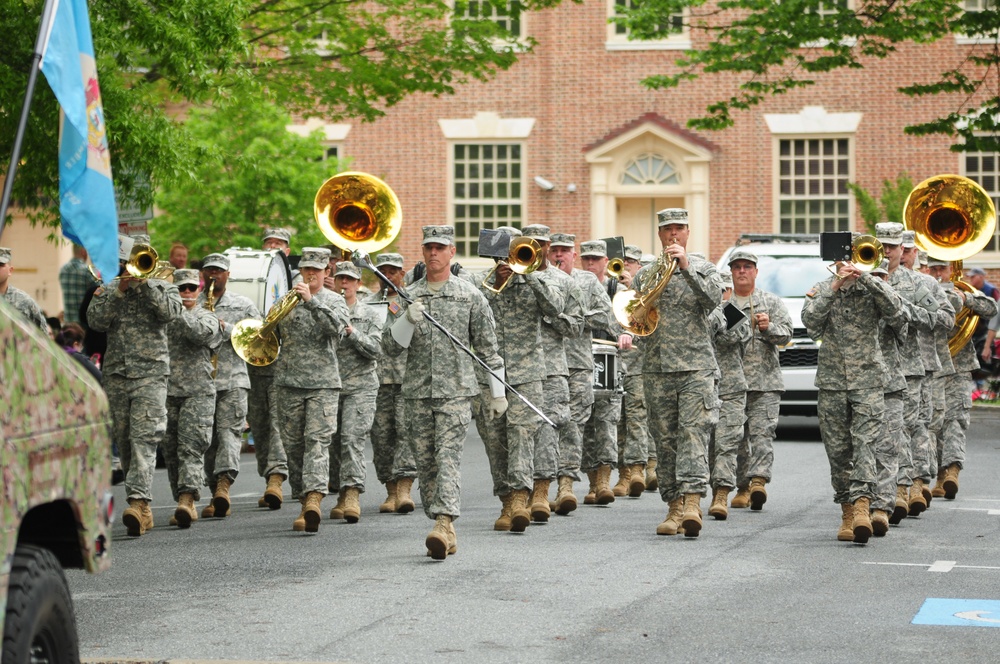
[56,323,102,382]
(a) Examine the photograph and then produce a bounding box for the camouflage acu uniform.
[476,269,563,494]
[617,344,651,467]
[873,291,909,514]
[274,288,350,499]
[708,302,750,490]
[582,276,626,474]
[938,285,997,471]
[88,278,182,501]
[802,274,904,505]
[912,272,953,482]
[383,275,504,520]
[164,306,223,501]
[329,298,382,493]
[198,290,259,490]
[732,289,792,488]
[534,267,584,480]
[635,254,722,501]
[367,290,417,483]
[1,285,48,333]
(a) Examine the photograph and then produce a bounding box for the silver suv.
[717,234,829,416]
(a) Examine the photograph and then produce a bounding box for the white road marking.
[954,611,1000,624]
[863,560,1000,573]
[948,507,1000,515]
[928,560,957,573]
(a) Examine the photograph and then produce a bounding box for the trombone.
[482,236,544,294]
[606,257,626,280]
[903,173,997,355]
[826,234,885,277]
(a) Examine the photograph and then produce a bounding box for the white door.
[616,197,684,256]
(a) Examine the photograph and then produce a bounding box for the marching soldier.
[633,209,722,539]
[727,249,793,512]
[273,248,351,532]
[163,269,223,527]
[198,253,260,518]
[327,261,383,523]
[367,252,418,514]
[0,247,49,332]
[615,243,651,497]
[88,236,183,536]
[802,249,905,543]
[383,225,505,560]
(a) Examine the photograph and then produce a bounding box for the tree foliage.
[615,0,1000,151]
[846,173,914,234]
[1,0,563,228]
[150,101,341,259]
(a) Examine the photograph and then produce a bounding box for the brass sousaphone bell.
[903,174,997,355]
[232,172,403,366]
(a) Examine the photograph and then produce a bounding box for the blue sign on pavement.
[913,598,1000,626]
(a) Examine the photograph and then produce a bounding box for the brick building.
[291,0,1000,275]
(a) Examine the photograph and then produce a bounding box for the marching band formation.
[63,173,999,560]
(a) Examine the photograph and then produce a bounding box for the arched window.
[621,153,681,185]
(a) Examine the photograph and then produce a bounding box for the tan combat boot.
[379,481,398,513]
[871,509,889,537]
[612,466,630,497]
[510,489,531,532]
[447,520,458,556]
[837,503,854,541]
[584,470,598,505]
[342,487,361,523]
[681,493,703,538]
[942,463,961,500]
[595,464,616,505]
[530,479,551,523]
[889,485,909,525]
[140,500,154,531]
[293,498,307,532]
[303,491,323,533]
[395,477,415,514]
[174,493,197,529]
[258,493,268,508]
[426,515,452,560]
[554,477,577,516]
[749,477,768,511]
[201,501,216,518]
[628,464,646,497]
[731,486,751,509]
[645,457,658,491]
[123,498,147,537]
[656,497,685,536]
[212,475,232,518]
[329,489,346,520]
[263,474,284,510]
[908,479,927,516]
[709,486,731,521]
[931,467,947,498]
[494,493,514,531]
[852,497,872,544]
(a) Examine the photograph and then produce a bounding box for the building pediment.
[583,112,717,164]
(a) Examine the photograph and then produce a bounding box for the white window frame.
[452,0,530,47]
[285,119,351,161]
[605,0,690,51]
[961,147,1000,263]
[956,0,1000,45]
[449,142,527,260]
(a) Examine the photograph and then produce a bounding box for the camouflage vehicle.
[1,298,112,663]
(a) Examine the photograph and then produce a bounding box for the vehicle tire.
[2,544,79,664]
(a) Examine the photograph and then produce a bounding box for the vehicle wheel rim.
[29,627,58,664]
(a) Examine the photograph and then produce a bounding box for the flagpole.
[0,0,59,243]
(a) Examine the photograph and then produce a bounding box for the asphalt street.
[72,412,1000,664]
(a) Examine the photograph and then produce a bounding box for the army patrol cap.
[640,253,656,266]
[202,253,230,271]
[334,261,362,279]
[263,228,291,244]
[522,224,551,242]
[580,240,607,258]
[871,259,890,275]
[422,225,455,246]
[925,256,949,267]
[173,269,200,287]
[902,230,917,248]
[657,208,689,227]
[494,225,522,237]
[728,249,758,266]
[375,252,404,269]
[917,249,929,266]
[624,244,643,261]
[299,247,332,269]
[132,233,152,245]
[720,270,734,288]
[875,222,904,245]
[0,247,10,265]
[550,233,576,248]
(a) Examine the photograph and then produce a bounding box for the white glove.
[488,396,509,420]
[488,367,506,399]
[406,300,426,324]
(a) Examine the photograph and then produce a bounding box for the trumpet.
[826,234,885,277]
[482,237,544,294]
[124,243,176,282]
[606,257,626,280]
[612,246,678,336]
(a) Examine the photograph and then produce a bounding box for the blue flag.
[39,0,118,284]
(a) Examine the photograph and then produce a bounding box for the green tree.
[846,174,914,235]
[615,0,1000,151]
[151,101,341,258]
[1,0,563,227]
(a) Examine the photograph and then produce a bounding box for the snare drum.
[592,344,622,394]
[224,248,291,315]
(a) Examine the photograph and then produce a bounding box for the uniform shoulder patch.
[806,288,818,298]
[388,301,401,316]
